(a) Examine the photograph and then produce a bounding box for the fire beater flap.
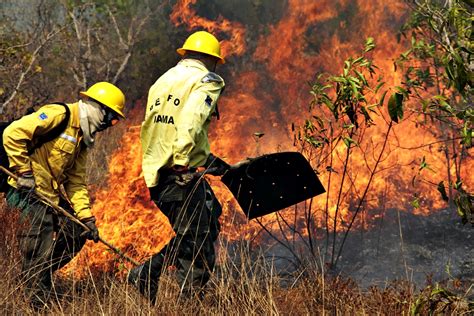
[221,152,326,219]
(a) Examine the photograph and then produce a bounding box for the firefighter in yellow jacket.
[3,82,126,309]
[128,31,230,303]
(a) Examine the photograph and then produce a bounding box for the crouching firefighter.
[2,82,126,309]
[128,31,230,303]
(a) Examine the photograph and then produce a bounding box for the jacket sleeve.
[63,145,92,220]
[172,83,223,166]
[3,105,67,174]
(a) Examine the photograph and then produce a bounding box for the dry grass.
[0,201,472,315]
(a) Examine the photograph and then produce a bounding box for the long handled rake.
[0,165,139,266]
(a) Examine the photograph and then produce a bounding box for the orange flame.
[170,0,247,58]
[67,0,472,274]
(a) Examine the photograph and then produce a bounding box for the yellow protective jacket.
[141,59,225,187]
[3,102,92,220]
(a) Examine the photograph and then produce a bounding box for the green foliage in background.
[0,0,177,118]
[411,283,474,315]
[397,0,473,223]
[301,37,382,152]
[294,38,405,268]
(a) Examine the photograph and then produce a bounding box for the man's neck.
[183,56,217,72]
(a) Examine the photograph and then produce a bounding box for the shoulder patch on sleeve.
[205,95,213,107]
[201,72,224,84]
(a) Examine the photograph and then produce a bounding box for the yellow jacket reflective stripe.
[141,59,225,187]
[3,103,92,219]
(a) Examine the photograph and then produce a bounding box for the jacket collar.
[178,58,209,71]
[70,102,81,128]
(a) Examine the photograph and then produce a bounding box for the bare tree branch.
[0,27,63,114]
[69,8,87,89]
[106,5,128,50]
[111,8,154,83]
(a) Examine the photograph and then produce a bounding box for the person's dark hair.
[183,50,212,60]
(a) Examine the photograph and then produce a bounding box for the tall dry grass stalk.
[1,162,473,314]
[0,201,472,315]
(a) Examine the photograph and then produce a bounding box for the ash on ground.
[337,209,473,287]
[239,208,473,287]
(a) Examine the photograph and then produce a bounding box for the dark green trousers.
[6,188,87,307]
[135,175,222,299]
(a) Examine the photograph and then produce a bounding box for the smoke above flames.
[66,0,471,275]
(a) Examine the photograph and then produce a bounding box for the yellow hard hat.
[177,31,225,64]
[80,82,126,118]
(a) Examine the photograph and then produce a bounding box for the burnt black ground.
[230,208,473,288]
[337,208,473,287]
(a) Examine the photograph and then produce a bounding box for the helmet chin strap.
[78,100,106,147]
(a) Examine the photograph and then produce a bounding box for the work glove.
[82,217,99,243]
[171,165,189,174]
[171,165,195,187]
[17,171,36,191]
[205,154,230,176]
